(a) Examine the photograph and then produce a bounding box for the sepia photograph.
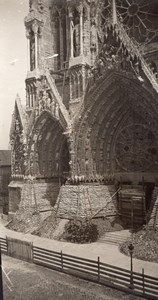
[0,0,158,299]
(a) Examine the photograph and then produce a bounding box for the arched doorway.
[74,72,158,183]
[28,111,70,180]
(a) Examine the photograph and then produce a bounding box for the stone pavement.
[0,219,158,278]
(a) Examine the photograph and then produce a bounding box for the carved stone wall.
[9,0,158,221]
[73,72,158,181]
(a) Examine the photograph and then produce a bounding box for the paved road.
[0,219,158,278]
[2,255,145,300]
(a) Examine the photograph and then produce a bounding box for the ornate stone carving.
[11,118,26,175]
[73,15,80,57]
[38,0,44,13]
[115,124,158,172]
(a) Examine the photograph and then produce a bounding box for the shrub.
[62,219,99,243]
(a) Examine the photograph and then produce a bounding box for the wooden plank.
[144,274,158,281]
[142,282,158,291]
[63,253,98,264]
[0,242,7,246]
[7,237,33,262]
[100,265,131,277]
[100,262,132,274]
[143,287,158,296]
[101,270,131,281]
[0,238,7,251]
[34,260,61,271]
[63,260,98,274]
[63,256,98,269]
[33,253,61,263]
[33,257,61,268]
[144,277,158,286]
[101,275,130,289]
[62,264,98,278]
[100,271,130,283]
[101,275,158,296]
[33,251,61,260]
[0,243,7,251]
[33,246,60,256]
[0,238,6,243]
[100,263,151,281]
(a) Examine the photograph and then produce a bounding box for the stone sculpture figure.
[90,18,97,51]
[30,33,35,70]
[51,99,55,116]
[45,92,51,110]
[55,103,59,119]
[73,17,80,57]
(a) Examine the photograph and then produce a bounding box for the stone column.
[69,9,74,58]
[79,4,83,55]
[26,30,30,71]
[26,87,30,109]
[59,11,63,69]
[31,84,35,108]
[81,65,86,94]
[31,86,34,107]
[32,22,39,69]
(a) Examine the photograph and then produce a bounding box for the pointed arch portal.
[28,111,70,179]
[74,72,158,182]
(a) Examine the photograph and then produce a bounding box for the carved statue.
[90,17,97,51]
[30,36,35,70]
[51,99,55,116]
[15,119,20,133]
[45,92,51,109]
[55,103,59,119]
[39,97,44,112]
[38,0,44,13]
[29,0,33,10]
[73,17,80,57]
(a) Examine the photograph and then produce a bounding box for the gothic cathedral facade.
[9,0,158,224]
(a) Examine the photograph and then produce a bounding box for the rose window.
[101,0,158,44]
[115,125,158,172]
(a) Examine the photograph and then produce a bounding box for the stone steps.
[98,230,131,245]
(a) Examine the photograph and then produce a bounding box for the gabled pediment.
[97,17,158,94]
[10,94,27,141]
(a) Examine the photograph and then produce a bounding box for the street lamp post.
[128,242,134,289]
[0,246,3,300]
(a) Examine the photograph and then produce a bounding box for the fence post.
[98,256,100,282]
[31,242,33,262]
[0,245,4,300]
[142,268,145,296]
[61,251,64,271]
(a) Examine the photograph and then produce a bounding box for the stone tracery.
[115,124,158,172]
[100,0,158,44]
[74,70,158,180]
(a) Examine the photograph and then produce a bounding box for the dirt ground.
[2,255,145,300]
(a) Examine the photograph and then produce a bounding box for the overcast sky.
[0,0,28,149]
